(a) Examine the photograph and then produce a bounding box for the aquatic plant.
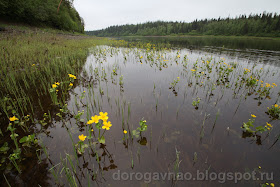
[266,104,280,119]
[241,115,272,134]
[192,97,201,109]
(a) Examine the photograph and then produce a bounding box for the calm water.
[3,37,280,186]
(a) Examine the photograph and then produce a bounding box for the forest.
[87,12,280,37]
[0,0,84,32]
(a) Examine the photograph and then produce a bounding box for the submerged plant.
[173,148,182,180]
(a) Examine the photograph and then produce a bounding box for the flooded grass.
[1,31,280,186]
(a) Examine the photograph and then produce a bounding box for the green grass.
[0,25,120,175]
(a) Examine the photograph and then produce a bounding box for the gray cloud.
[73,0,280,31]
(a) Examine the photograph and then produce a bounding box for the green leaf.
[19,136,28,143]
[0,142,9,153]
[132,130,140,138]
[255,126,266,133]
[10,133,19,139]
[98,136,105,144]
[30,134,35,140]
[95,123,101,129]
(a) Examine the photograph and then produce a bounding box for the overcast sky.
[73,0,280,31]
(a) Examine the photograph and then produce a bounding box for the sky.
[73,0,280,31]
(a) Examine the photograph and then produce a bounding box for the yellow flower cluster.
[260,82,277,88]
[87,112,112,130]
[265,122,273,130]
[52,82,60,88]
[68,74,77,79]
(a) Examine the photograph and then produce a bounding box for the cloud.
[73,0,280,30]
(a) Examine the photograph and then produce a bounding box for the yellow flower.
[272,83,277,87]
[251,114,256,118]
[274,104,278,108]
[52,84,57,88]
[9,116,19,121]
[266,122,272,128]
[91,115,99,123]
[271,183,275,187]
[55,82,60,85]
[69,83,73,86]
[267,127,271,130]
[78,134,87,141]
[191,69,196,72]
[68,74,77,79]
[102,121,112,130]
[123,130,127,134]
[32,64,35,66]
[99,112,108,121]
[140,56,143,59]
[258,166,261,169]
[177,55,180,58]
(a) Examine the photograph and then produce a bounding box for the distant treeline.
[0,0,84,32]
[87,12,280,37]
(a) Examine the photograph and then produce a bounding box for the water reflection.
[120,36,280,66]
[2,37,280,186]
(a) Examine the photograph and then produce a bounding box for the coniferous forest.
[0,0,84,32]
[87,12,280,37]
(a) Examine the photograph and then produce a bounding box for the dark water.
[3,37,280,187]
